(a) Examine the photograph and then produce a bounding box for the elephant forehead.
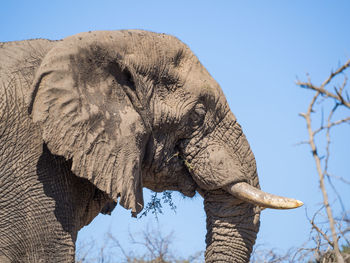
[62,30,187,58]
[60,30,219,84]
[54,30,228,111]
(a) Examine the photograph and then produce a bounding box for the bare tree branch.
[310,219,334,248]
[321,60,350,88]
[299,105,343,261]
[314,116,350,135]
[297,59,350,263]
[297,58,350,109]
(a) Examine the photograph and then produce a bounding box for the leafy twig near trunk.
[140,191,177,219]
[297,58,350,263]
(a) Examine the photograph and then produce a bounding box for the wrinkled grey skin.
[0,31,260,262]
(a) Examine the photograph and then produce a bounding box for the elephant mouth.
[142,136,303,210]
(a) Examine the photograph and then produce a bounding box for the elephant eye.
[189,103,206,127]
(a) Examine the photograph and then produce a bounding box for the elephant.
[0,30,303,263]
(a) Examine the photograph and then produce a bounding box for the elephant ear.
[28,35,150,217]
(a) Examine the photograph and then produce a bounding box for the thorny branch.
[297,59,350,263]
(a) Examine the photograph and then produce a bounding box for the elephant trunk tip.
[226,182,304,210]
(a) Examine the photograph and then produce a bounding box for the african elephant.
[0,30,302,262]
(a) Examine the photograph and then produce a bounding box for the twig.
[326,172,350,185]
[321,59,350,88]
[297,58,350,109]
[310,220,334,248]
[313,116,350,135]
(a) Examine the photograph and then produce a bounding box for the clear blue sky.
[1,1,349,260]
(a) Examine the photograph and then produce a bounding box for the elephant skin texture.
[0,30,261,262]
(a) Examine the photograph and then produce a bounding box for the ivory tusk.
[225,182,303,209]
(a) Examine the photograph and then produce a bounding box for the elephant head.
[28,30,302,262]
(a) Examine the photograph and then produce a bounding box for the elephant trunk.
[198,119,261,262]
[204,190,260,263]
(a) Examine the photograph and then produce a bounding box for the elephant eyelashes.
[189,103,206,128]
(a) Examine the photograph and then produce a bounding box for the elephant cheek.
[190,146,245,191]
[142,165,197,197]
